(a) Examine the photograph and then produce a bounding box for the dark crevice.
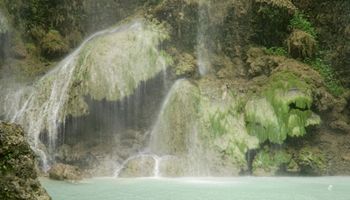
[289,102,309,112]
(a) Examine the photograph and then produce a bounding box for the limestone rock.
[48,163,83,181]
[0,122,51,200]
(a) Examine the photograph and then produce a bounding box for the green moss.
[245,71,320,144]
[209,110,231,137]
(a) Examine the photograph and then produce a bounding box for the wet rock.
[150,0,199,50]
[0,122,51,200]
[329,120,350,133]
[246,47,283,77]
[296,147,327,175]
[48,163,83,181]
[118,155,156,177]
[173,52,197,77]
[159,156,185,177]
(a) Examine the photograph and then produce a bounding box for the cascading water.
[0,19,172,171]
[197,0,212,76]
[0,10,9,64]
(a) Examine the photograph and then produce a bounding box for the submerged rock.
[0,122,51,200]
[48,163,83,181]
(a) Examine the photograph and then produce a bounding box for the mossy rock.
[287,29,317,59]
[174,53,197,77]
[151,0,199,51]
[0,122,51,200]
[245,71,321,144]
[48,163,83,181]
[41,30,69,59]
[253,147,292,176]
[296,147,327,175]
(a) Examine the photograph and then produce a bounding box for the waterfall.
[114,79,212,177]
[197,0,212,76]
[0,19,171,169]
[0,10,9,64]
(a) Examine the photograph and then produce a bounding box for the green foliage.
[305,58,344,96]
[41,29,69,58]
[288,12,343,96]
[209,110,229,137]
[290,12,317,38]
[265,47,288,56]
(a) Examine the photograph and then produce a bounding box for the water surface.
[41,177,350,200]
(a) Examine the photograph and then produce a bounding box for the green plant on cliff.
[290,12,317,38]
[288,12,344,96]
[305,58,344,96]
[265,47,288,56]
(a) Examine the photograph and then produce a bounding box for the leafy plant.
[265,47,288,56]
[290,12,317,38]
[305,58,344,96]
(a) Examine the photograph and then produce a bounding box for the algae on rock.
[245,71,320,144]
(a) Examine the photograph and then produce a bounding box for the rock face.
[48,163,83,181]
[0,0,349,178]
[0,122,51,200]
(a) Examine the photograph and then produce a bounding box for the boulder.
[0,122,51,200]
[48,163,83,181]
